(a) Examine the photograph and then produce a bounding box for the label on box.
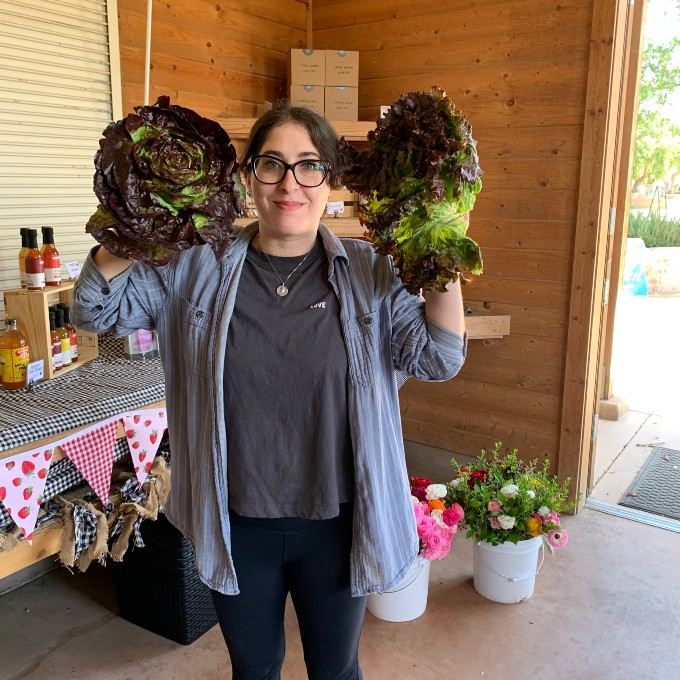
[290,84,325,115]
[324,86,358,121]
[289,48,326,86]
[326,200,345,215]
[325,50,359,86]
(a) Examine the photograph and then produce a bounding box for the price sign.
[65,261,81,280]
[26,360,44,386]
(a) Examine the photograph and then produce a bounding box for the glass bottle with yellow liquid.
[0,319,31,390]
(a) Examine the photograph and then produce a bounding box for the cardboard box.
[324,86,358,121]
[289,49,326,86]
[325,50,359,87]
[289,85,325,116]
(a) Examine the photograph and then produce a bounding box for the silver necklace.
[257,235,313,297]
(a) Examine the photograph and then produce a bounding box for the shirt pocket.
[343,311,380,387]
[180,298,214,376]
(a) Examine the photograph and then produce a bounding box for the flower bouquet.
[409,476,465,560]
[445,442,578,551]
[444,443,578,603]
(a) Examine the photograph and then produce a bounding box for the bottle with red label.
[0,319,31,390]
[41,226,61,287]
[48,311,62,372]
[24,229,45,291]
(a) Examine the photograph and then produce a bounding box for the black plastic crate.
[112,515,218,645]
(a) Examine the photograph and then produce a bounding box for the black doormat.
[619,447,680,521]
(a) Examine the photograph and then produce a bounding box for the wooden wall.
[116,0,615,475]
[313,0,594,468]
[118,0,307,120]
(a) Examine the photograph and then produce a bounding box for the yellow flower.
[527,517,542,537]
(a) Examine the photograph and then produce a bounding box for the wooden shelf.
[221,118,375,142]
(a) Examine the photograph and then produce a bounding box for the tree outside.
[632,0,680,195]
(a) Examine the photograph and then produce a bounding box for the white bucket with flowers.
[446,442,577,604]
[366,477,465,622]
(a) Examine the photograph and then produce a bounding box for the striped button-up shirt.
[71,222,466,595]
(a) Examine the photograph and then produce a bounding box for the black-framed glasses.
[250,155,331,187]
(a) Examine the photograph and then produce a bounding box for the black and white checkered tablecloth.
[0,334,165,452]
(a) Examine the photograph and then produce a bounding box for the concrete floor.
[1,505,679,680]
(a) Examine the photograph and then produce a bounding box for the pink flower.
[421,523,454,560]
[442,503,464,527]
[487,500,503,513]
[543,511,560,527]
[547,528,569,549]
[488,517,502,529]
[413,498,426,524]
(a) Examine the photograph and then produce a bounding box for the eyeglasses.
[250,155,331,188]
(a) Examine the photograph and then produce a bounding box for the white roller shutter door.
[0,0,120,317]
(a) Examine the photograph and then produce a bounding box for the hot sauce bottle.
[0,319,31,390]
[49,311,62,372]
[41,226,61,286]
[57,303,78,363]
[18,228,29,288]
[53,307,71,367]
[25,229,45,291]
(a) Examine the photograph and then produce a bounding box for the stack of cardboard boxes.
[288,49,359,121]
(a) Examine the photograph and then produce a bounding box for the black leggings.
[211,504,366,680]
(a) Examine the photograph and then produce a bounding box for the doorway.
[588,0,680,529]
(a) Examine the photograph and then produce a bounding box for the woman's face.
[247,122,331,242]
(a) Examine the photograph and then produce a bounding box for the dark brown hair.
[241,101,343,189]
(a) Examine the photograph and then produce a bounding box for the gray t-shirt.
[225,236,354,519]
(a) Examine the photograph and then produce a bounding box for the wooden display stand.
[3,282,99,380]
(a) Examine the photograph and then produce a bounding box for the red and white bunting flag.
[61,420,118,503]
[122,408,167,486]
[0,447,54,543]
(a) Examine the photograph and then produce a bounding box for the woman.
[72,102,467,680]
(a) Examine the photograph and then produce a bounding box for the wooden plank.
[122,83,262,119]
[119,0,307,52]
[464,275,570,307]
[466,333,567,370]
[471,191,577,222]
[400,393,559,447]
[222,118,375,141]
[455,350,563,396]
[121,48,285,102]
[401,375,561,422]
[474,246,572,282]
[479,128,582,161]
[558,0,629,507]
[313,0,590,49]
[0,522,62,580]
[401,419,555,468]
[117,11,290,80]
[479,158,581,192]
[468,219,574,253]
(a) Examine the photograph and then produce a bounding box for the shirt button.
[101,287,110,295]
[196,310,205,319]
[363,317,373,325]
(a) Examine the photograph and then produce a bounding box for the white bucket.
[366,557,431,622]
[473,536,544,603]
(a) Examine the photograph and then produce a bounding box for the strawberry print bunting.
[123,409,168,486]
[61,420,119,503]
[0,447,54,543]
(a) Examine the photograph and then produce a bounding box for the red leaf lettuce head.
[86,96,245,265]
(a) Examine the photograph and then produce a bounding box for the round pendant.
[276,285,289,297]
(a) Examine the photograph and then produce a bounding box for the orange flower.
[428,499,446,511]
[527,517,542,537]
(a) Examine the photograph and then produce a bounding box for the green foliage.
[627,211,680,247]
[445,442,578,546]
[633,29,680,190]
